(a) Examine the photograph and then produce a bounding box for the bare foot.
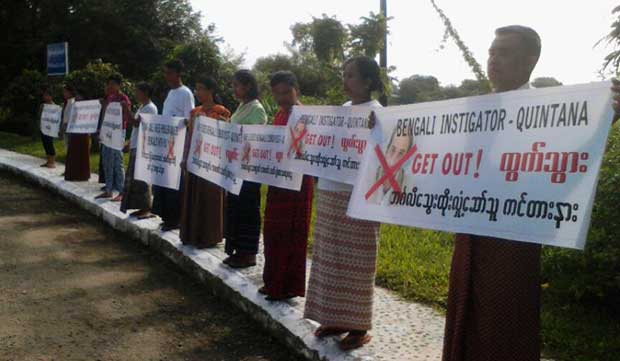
[111,195,123,202]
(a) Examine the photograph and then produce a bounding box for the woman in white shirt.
[304,56,384,351]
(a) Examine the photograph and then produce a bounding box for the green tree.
[397,75,442,104]
[531,77,563,88]
[348,12,391,58]
[291,14,348,64]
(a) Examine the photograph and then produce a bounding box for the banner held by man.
[100,102,125,151]
[135,113,187,190]
[348,82,615,250]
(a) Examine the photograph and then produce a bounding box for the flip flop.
[339,333,372,351]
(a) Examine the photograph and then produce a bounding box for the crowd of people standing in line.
[33,24,620,359]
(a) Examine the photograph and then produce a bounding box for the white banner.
[135,114,187,190]
[100,102,125,151]
[40,104,62,138]
[238,124,303,191]
[348,82,614,250]
[66,100,101,134]
[187,116,243,195]
[283,105,373,184]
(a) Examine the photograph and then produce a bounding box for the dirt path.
[0,171,303,361]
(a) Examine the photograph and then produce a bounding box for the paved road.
[0,171,303,361]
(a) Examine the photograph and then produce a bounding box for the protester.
[303,56,383,350]
[441,25,558,361]
[223,70,267,269]
[63,85,91,181]
[120,82,157,218]
[152,59,195,231]
[95,74,131,201]
[180,76,231,248]
[259,71,314,301]
[38,86,57,168]
[59,84,75,152]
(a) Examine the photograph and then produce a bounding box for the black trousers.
[40,132,55,156]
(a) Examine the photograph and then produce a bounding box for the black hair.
[344,56,385,95]
[165,59,185,74]
[136,81,153,98]
[495,25,542,61]
[107,73,123,85]
[196,76,223,104]
[233,69,259,100]
[270,70,299,89]
[40,84,51,96]
[63,83,75,96]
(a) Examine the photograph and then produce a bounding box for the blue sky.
[191,0,619,86]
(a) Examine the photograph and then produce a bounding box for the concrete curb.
[0,149,377,361]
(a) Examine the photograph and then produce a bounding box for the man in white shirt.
[152,59,195,231]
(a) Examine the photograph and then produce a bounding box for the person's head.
[488,25,541,92]
[62,84,75,100]
[41,85,53,103]
[106,74,123,95]
[135,82,153,104]
[232,70,259,102]
[382,127,414,193]
[164,59,184,87]
[343,56,384,104]
[195,76,219,105]
[270,71,299,110]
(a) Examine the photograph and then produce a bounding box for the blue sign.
[47,42,69,76]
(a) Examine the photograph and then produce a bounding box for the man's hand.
[368,111,377,129]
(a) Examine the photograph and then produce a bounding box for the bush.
[0,69,47,136]
[542,126,620,312]
[65,61,135,103]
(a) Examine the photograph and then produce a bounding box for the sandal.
[314,326,348,338]
[339,332,372,351]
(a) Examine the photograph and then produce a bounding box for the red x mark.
[288,126,307,156]
[226,148,239,162]
[365,144,418,200]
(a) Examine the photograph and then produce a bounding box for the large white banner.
[239,124,303,191]
[283,105,374,184]
[66,100,101,134]
[348,82,614,250]
[187,116,243,195]
[40,104,63,138]
[100,102,125,151]
[135,114,187,190]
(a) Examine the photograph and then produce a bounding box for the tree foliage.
[0,0,205,86]
[599,5,620,74]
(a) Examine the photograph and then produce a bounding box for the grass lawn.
[1,131,618,361]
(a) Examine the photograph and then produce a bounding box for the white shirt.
[130,101,158,149]
[318,99,383,192]
[162,85,195,118]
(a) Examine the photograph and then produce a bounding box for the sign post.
[47,42,69,76]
